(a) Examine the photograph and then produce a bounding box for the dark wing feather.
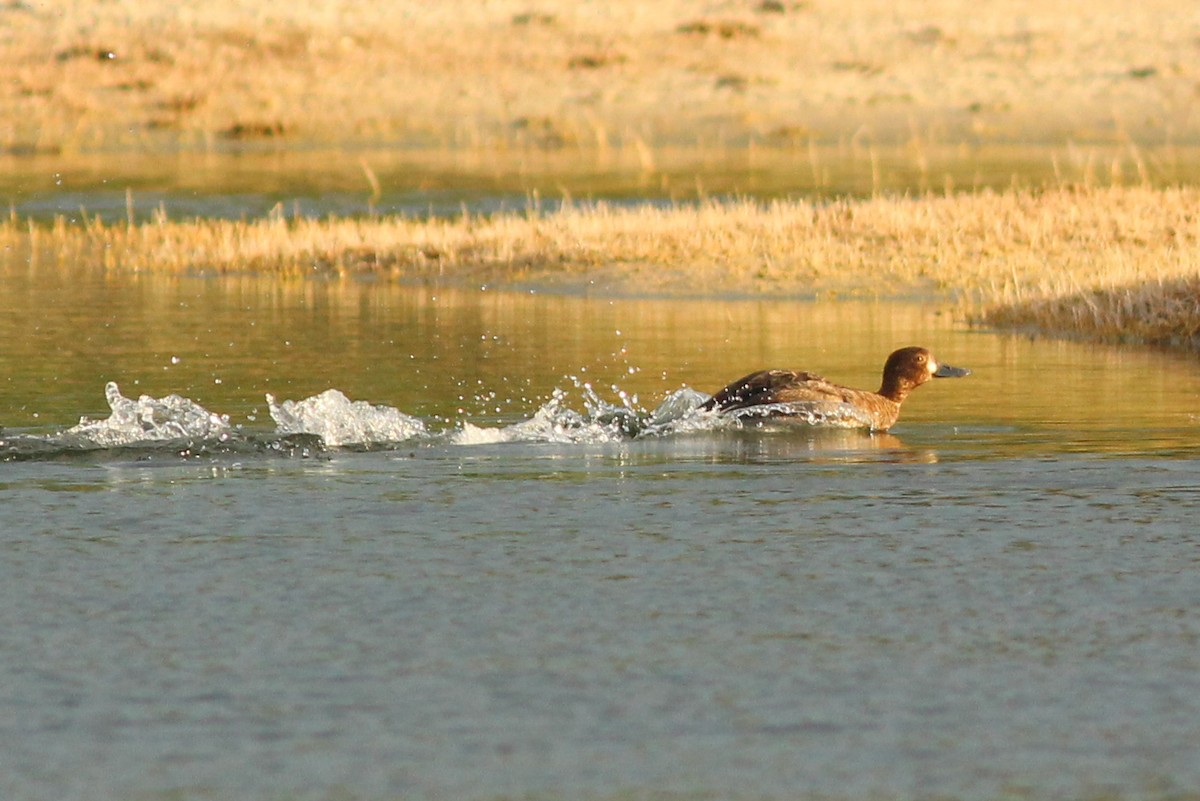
[701,369,836,411]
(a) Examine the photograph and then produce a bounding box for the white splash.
[65,382,231,447]
[48,378,871,456]
[450,387,624,445]
[451,422,513,445]
[640,387,714,435]
[267,389,425,447]
[449,386,716,445]
[727,400,877,430]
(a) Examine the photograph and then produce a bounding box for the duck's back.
[702,369,860,410]
[701,368,900,429]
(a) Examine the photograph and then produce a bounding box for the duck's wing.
[702,369,849,411]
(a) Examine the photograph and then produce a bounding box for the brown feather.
[701,347,968,431]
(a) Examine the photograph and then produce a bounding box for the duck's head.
[879,346,970,402]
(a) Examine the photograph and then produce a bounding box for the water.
[7,143,1200,223]
[2,259,1200,800]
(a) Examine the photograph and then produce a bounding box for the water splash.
[450,386,715,445]
[642,387,716,435]
[267,389,426,447]
[65,382,232,448]
[726,400,878,430]
[5,378,877,463]
[451,387,626,445]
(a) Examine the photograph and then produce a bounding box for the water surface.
[2,261,1199,801]
[6,143,1199,222]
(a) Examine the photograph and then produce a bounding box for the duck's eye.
[915,354,926,363]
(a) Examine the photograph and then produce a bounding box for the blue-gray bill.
[934,363,971,378]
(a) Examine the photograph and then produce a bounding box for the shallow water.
[6,143,1200,222]
[2,261,1200,801]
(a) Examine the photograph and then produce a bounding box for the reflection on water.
[1,258,1198,458]
[7,143,1200,222]
[3,261,1200,801]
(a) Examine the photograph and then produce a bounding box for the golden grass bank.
[6,186,1200,349]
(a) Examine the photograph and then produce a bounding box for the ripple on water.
[3,281,1200,800]
[1,446,1199,801]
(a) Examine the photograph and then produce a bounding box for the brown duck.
[701,346,970,431]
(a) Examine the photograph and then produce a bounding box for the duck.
[700,346,970,431]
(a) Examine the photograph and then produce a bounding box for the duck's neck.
[877,378,911,404]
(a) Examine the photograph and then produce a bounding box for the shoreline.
[5,185,1199,351]
[5,1,1199,351]
[6,142,1200,211]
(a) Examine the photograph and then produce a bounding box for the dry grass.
[3,0,1199,154]
[986,276,1200,348]
[6,185,1199,347]
[4,2,1198,353]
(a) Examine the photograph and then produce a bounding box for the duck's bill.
[933,363,971,378]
